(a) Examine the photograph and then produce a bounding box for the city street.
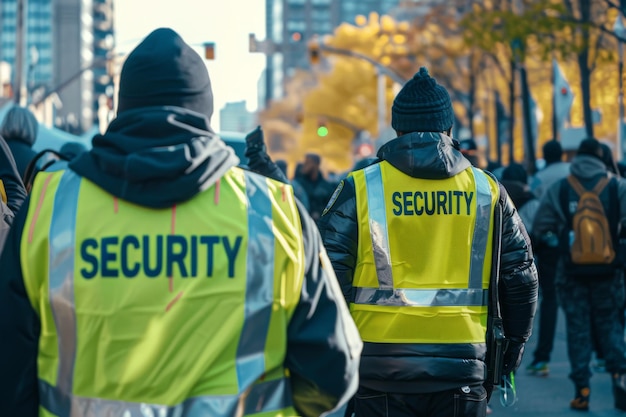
[490,309,621,416]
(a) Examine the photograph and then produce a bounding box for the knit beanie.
[117,28,213,118]
[391,67,454,133]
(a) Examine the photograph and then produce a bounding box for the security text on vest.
[80,235,243,279]
[391,191,474,216]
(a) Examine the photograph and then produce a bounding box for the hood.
[376,132,470,179]
[117,28,214,120]
[69,106,239,208]
[570,154,607,180]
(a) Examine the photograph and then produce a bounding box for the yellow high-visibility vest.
[349,162,499,345]
[22,167,304,417]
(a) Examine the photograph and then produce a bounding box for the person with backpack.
[533,138,626,412]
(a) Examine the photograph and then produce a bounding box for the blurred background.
[2,0,626,176]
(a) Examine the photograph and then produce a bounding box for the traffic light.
[317,123,328,137]
[308,42,320,65]
[204,42,215,60]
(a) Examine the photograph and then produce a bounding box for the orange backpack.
[567,175,615,265]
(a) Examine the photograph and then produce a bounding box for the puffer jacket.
[318,132,538,393]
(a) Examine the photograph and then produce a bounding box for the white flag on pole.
[553,59,575,136]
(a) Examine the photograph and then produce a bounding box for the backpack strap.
[566,175,585,196]
[567,174,610,196]
[591,176,610,195]
[566,175,586,197]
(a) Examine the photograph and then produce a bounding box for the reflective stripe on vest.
[40,376,292,417]
[236,172,275,390]
[354,288,488,306]
[364,164,394,289]
[469,167,492,289]
[40,170,293,417]
[358,164,493,306]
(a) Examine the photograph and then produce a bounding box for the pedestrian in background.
[500,162,540,236]
[531,140,570,199]
[533,138,626,411]
[526,140,571,378]
[243,125,311,211]
[295,153,335,223]
[0,106,39,180]
[0,28,361,417]
[319,67,538,417]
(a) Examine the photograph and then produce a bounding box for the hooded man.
[318,67,538,417]
[0,28,361,417]
[533,138,626,411]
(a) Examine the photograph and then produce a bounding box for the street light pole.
[314,42,407,86]
[377,69,387,140]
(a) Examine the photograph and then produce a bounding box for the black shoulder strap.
[489,201,503,320]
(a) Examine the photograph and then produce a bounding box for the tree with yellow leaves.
[297,13,416,173]
[461,0,624,162]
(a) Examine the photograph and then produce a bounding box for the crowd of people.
[0,27,623,417]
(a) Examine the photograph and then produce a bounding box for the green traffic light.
[317,126,329,137]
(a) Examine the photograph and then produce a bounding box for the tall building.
[220,101,256,133]
[262,0,400,105]
[0,0,114,133]
[1,0,54,90]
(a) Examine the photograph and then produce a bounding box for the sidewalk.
[489,310,623,416]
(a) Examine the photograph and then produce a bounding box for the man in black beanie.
[533,138,626,411]
[319,66,538,417]
[0,27,361,417]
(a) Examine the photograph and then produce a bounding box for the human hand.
[244,125,265,158]
[502,342,525,375]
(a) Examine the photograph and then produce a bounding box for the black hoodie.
[70,106,238,208]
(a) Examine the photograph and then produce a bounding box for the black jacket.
[0,107,361,417]
[0,135,26,215]
[318,132,538,393]
[0,136,26,254]
[5,140,37,181]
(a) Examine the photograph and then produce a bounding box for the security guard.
[0,28,361,417]
[319,67,538,417]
